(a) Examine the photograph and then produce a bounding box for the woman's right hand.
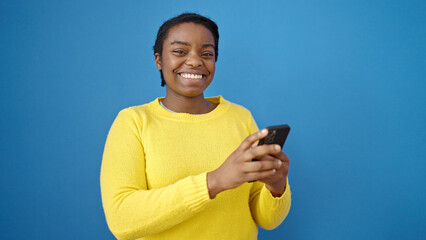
[207,129,283,199]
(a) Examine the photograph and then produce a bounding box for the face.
[155,23,216,98]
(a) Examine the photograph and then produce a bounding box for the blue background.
[1,0,425,239]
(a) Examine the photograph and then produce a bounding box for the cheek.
[163,58,182,73]
[208,62,216,75]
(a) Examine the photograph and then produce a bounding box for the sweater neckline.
[149,96,230,122]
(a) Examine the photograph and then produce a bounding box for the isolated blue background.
[1,1,425,239]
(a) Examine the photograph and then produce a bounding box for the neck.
[162,90,216,114]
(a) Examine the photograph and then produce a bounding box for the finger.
[239,129,269,151]
[243,144,281,161]
[245,168,277,182]
[257,153,288,175]
[254,154,277,162]
[269,151,289,165]
[242,159,282,173]
[269,151,287,162]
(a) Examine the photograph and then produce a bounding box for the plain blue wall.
[1,1,425,239]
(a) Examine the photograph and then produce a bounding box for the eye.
[201,52,214,58]
[172,49,186,55]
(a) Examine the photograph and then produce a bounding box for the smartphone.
[258,124,291,149]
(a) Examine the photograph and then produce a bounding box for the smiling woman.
[100,13,291,240]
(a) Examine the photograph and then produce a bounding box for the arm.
[246,114,292,229]
[100,109,211,240]
[249,179,291,229]
[249,137,291,229]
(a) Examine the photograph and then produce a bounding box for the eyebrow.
[170,41,215,48]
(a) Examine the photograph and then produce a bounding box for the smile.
[179,73,203,79]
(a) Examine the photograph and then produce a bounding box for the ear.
[154,53,162,70]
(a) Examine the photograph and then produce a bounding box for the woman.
[100,13,291,240]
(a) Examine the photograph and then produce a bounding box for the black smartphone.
[258,124,291,149]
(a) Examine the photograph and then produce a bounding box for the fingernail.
[275,145,280,151]
[277,161,282,167]
[261,129,268,134]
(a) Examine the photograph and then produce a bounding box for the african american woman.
[100,13,291,240]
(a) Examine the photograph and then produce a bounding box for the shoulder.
[113,99,159,125]
[218,96,259,134]
[119,99,159,117]
[219,96,254,118]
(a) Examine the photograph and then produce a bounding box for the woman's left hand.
[256,150,290,197]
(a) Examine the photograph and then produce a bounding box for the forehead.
[165,23,215,46]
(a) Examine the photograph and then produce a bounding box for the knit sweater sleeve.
[100,108,211,240]
[249,179,291,229]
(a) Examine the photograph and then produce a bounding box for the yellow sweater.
[100,96,291,240]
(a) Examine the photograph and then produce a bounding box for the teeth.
[180,73,202,79]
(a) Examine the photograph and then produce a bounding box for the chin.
[178,85,208,97]
[180,91,205,98]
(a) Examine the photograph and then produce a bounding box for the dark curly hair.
[153,13,219,86]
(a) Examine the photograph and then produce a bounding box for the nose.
[185,53,202,67]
